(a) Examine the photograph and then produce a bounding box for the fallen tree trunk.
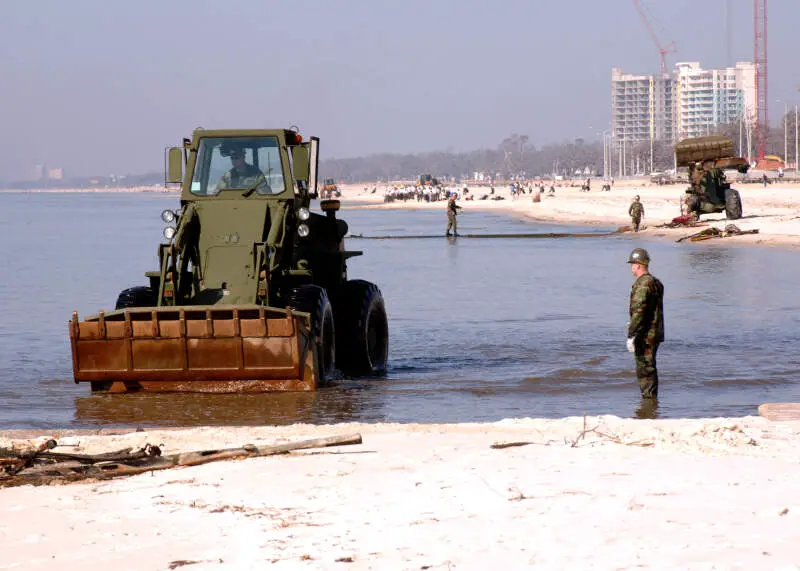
[0,433,363,487]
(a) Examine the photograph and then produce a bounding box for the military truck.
[675,135,748,220]
[418,173,440,187]
[69,128,389,393]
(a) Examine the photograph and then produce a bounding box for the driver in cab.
[216,147,267,191]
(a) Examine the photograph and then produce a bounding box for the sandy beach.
[2,416,800,570]
[3,181,800,569]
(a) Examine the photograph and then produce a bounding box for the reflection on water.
[0,193,799,428]
[73,388,368,427]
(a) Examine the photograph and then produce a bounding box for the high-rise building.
[611,68,677,145]
[674,62,756,139]
[46,167,64,180]
[612,62,756,144]
[33,164,46,180]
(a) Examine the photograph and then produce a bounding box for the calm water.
[1,192,798,429]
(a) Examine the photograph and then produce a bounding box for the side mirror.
[166,147,183,183]
[307,137,319,198]
[291,145,309,182]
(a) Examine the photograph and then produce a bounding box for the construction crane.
[754,0,768,160]
[633,0,677,76]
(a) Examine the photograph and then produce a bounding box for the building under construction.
[611,62,756,145]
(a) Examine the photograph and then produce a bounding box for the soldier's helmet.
[627,248,650,265]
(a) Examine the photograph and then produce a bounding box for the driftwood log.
[0,433,362,488]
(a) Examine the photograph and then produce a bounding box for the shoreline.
[338,181,800,248]
[6,180,800,247]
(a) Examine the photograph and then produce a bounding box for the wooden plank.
[758,403,800,421]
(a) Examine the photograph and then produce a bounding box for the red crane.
[754,0,768,160]
[634,0,677,76]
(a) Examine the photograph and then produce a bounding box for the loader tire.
[115,286,157,310]
[335,280,388,377]
[288,285,335,383]
[725,189,742,220]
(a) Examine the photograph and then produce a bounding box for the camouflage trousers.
[631,216,641,232]
[446,215,458,236]
[634,340,659,399]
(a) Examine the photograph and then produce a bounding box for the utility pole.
[795,104,798,173]
[754,0,768,160]
[784,102,788,165]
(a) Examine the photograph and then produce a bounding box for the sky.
[1,0,798,180]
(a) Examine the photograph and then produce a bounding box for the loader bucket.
[675,136,736,167]
[69,306,318,393]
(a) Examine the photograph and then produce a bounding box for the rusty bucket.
[69,306,318,393]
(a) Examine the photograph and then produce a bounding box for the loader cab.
[186,135,290,197]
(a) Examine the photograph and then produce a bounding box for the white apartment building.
[611,68,676,144]
[611,61,756,143]
[675,61,756,139]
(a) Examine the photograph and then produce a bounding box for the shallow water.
[0,192,798,429]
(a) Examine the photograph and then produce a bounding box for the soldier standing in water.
[626,248,665,400]
[446,194,462,237]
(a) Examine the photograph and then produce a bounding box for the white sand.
[340,179,800,247]
[2,416,800,569]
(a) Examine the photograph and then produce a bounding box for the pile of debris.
[0,433,362,488]
[656,214,701,229]
[676,224,759,243]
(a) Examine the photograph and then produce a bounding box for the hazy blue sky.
[1,0,798,179]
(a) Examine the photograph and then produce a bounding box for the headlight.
[161,209,176,224]
[297,224,310,237]
[163,226,177,240]
[297,207,310,221]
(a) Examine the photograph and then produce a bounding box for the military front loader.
[675,135,748,220]
[69,129,389,393]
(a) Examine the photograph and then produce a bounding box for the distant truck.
[675,135,747,220]
[418,173,440,187]
[321,178,340,198]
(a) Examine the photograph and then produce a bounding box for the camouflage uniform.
[628,200,644,232]
[628,273,665,398]
[217,164,265,191]
[446,197,461,236]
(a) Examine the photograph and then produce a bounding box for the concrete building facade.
[611,68,676,144]
[611,61,756,143]
[675,61,756,139]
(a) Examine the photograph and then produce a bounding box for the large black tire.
[288,285,335,383]
[115,286,157,310]
[335,280,389,376]
[725,188,743,220]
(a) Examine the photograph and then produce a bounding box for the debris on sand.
[676,224,760,243]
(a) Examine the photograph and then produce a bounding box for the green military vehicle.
[675,135,748,220]
[69,128,388,393]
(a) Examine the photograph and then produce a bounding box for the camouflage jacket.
[217,164,264,190]
[628,273,664,343]
[447,201,462,217]
[628,201,644,218]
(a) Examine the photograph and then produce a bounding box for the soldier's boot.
[639,376,658,399]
